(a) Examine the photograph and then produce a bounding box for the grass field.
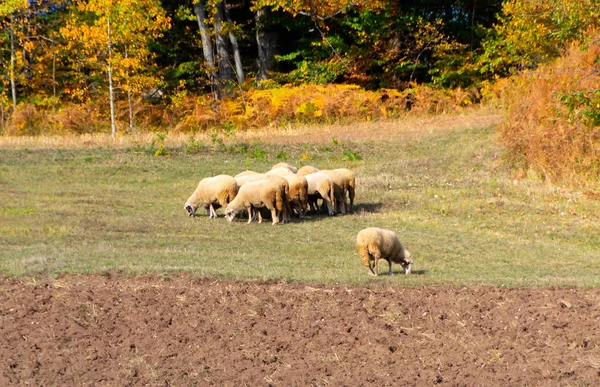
[1,110,599,286]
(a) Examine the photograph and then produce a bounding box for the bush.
[497,32,600,185]
[2,83,477,137]
[7,104,50,136]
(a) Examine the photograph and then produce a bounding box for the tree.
[192,0,245,98]
[477,0,600,78]
[0,0,28,109]
[61,0,170,136]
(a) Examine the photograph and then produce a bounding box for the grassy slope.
[1,113,599,286]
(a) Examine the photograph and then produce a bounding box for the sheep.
[320,169,349,215]
[322,168,356,213]
[338,168,356,212]
[224,179,285,225]
[266,167,295,177]
[297,165,319,176]
[264,174,293,223]
[267,168,308,217]
[234,172,292,222]
[356,227,412,276]
[234,172,267,187]
[271,162,298,173]
[304,171,335,216]
[184,175,239,218]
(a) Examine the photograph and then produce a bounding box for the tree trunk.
[1,103,5,136]
[214,1,234,85]
[125,46,135,133]
[52,44,57,99]
[224,0,244,85]
[107,15,117,137]
[255,8,276,81]
[193,0,220,99]
[9,15,18,108]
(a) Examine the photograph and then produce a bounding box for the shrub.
[497,32,600,185]
[53,103,104,134]
[7,104,50,136]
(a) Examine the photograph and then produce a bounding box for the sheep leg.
[209,204,217,218]
[247,207,253,224]
[388,260,393,276]
[339,196,346,215]
[270,209,279,225]
[368,259,377,276]
[258,210,264,224]
[371,251,381,276]
[325,198,334,216]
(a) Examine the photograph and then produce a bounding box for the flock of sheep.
[184,162,413,276]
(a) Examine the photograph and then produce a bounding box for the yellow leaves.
[59,0,170,102]
[251,0,384,20]
[0,0,28,18]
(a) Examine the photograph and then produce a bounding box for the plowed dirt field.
[2,274,600,385]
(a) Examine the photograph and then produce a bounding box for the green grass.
[1,120,599,286]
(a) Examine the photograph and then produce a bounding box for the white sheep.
[271,162,298,173]
[184,175,239,218]
[356,227,412,276]
[266,168,308,218]
[297,165,319,176]
[320,169,349,215]
[264,174,292,223]
[234,172,267,187]
[323,168,356,213]
[266,167,295,177]
[304,171,335,216]
[338,168,356,212]
[225,179,285,225]
[233,172,292,222]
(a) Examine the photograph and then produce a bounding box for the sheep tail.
[275,187,284,214]
[329,181,335,208]
[357,243,371,268]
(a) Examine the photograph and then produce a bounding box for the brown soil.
[1,274,599,386]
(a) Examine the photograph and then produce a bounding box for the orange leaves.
[496,32,600,184]
[251,0,385,21]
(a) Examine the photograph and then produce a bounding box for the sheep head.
[184,204,196,217]
[225,208,236,222]
[401,249,413,275]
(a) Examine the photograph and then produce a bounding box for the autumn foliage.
[496,32,600,184]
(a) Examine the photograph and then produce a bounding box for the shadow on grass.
[353,202,383,214]
[391,269,427,276]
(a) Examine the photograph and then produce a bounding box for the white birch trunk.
[107,15,117,137]
[9,15,18,108]
[193,0,220,99]
[224,0,244,85]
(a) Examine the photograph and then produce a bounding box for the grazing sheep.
[324,168,356,213]
[320,169,349,215]
[304,172,335,216]
[297,165,319,176]
[225,179,285,225]
[235,170,263,178]
[338,168,356,212]
[356,227,412,276]
[234,172,267,187]
[233,173,292,222]
[265,174,293,223]
[276,173,308,218]
[271,162,298,173]
[266,167,295,177]
[284,174,308,218]
[184,175,239,218]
